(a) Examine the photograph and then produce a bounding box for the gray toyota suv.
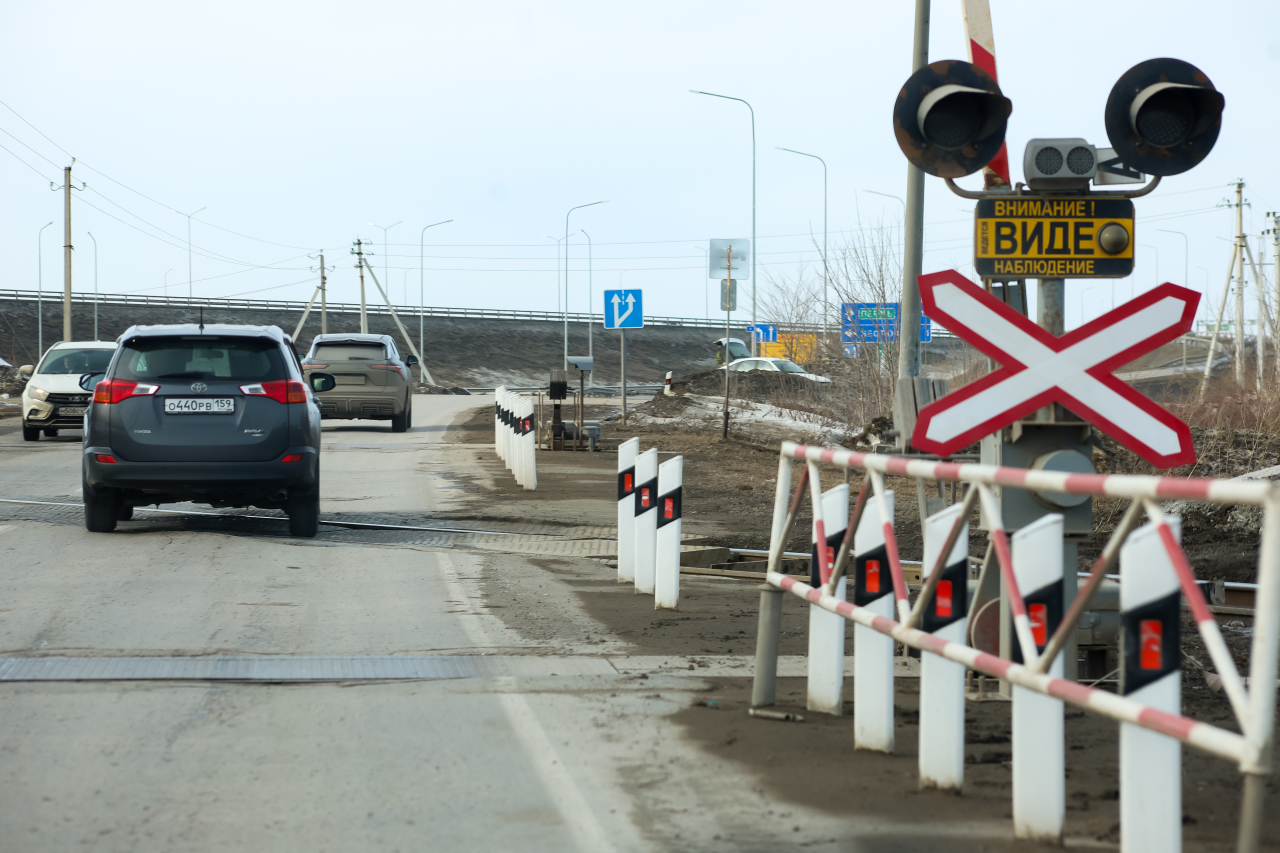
[81,324,335,537]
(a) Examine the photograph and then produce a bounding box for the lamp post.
[370,220,401,301]
[172,206,206,300]
[691,244,709,320]
[87,231,98,339]
[37,221,53,357]
[419,219,452,386]
[1157,229,1188,287]
[564,201,608,370]
[863,189,906,212]
[582,229,595,385]
[691,90,756,342]
[1138,244,1159,299]
[544,234,570,314]
[778,147,828,339]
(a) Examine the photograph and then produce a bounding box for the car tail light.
[240,379,307,404]
[369,364,405,376]
[95,454,118,463]
[93,379,160,404]
[281,453,303,463]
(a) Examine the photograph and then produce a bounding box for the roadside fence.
[752,440,1278,852]
[617,437,682,608]
[493,386,536,490]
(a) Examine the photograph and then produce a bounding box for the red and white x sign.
[911,270,1199,469]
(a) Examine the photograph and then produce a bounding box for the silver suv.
[301,334,416,432]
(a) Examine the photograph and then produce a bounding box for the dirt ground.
[446,401,1280,849]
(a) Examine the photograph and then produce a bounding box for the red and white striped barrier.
[617,438,639,583]
[754,441,1280,852]
[655,455,683,609]
[493,387,535,490]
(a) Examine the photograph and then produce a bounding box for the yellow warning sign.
[974,197,1134,278]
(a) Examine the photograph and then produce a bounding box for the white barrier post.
[808,484,849,715]
[494,386,505,461]
[853,490,895,752]
[521,396,537,490]
[663,370,674,396]
[1120,520,1183,853]
[633,448,659,594]
[1011,514,1065,841]
[617,438,639,583]
[919,501,970,791]
[655,455,683,609]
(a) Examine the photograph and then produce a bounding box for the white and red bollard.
[494,386,507,461]
[516,395,536,490]
[617,438,639,584]
[1011,514,1065,842]
[654,455,683,609]
[919,501,970,791]
[1120,519,1184,853]
[493,389,535,490]
[633,448,659,594]
[808,484,848,716]
[854,489,895,752]
[663,371,674,397]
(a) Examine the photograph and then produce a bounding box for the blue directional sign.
[840,302,931,344]
[745,323,778,343]
[604,289,643,330]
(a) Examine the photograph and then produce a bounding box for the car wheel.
[390,397,409,433]
[115,503,134,521]
[22,425,40,442]
[287,481,320,538]
[83,480,118,533]
[43,428,59,437]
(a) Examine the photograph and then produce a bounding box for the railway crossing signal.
[911,269,1199,469]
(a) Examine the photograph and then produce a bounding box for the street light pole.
[582,229,594,385]
[544,234,570,315]
[370,220,402,307]
[564,200,607,370]
[419,219,453,386]
[778,147,828,340]
[691,90,756,344]
[172,206,206,300]
[37,221,53,358]
[87,231,98,339]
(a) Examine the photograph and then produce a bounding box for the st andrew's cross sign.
[911,269,1198,469]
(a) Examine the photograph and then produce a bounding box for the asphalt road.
[0,399,1022,852]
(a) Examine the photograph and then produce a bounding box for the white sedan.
[721,357,831,383]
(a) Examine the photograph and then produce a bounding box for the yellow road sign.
[974,197,1134,278]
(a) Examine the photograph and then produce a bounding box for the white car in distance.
[721,356,832,384]
[19,341,118,441]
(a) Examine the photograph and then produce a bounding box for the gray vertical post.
[895,0,930,383]
[320,253,328,336]
[1235,181,1246,386]
[752,584,784,707]
[620,330,627,427]
[63,165,72,344]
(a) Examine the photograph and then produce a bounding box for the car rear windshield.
[114,337,287,383]
[37,348,115,375]
[311,343,386,361]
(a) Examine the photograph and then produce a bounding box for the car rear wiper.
[157,371,206,378]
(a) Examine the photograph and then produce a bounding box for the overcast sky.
[2,1,1278,332]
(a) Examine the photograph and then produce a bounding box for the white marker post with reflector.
[617,438,639,583]
[807,484,848,716]
[519,396,536,490]
[1120,520,1183,853]
[633,448,659,594]
[854,490,895,752]
[655,455,683,609]
[919,502,970,791]
[495,386,506,461]
[1012,514,1065,843]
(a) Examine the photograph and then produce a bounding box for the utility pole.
[1269,213,1280,382]
[352,239,369,334]
[896,0,929,384]
[1234,181,1246,386]
[63,165,72,344]
[319,253,328,335]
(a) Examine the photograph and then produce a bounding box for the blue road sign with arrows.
[746,323,778,342]
[604,289,643,329]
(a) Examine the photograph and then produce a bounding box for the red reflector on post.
[1139,619,1163,670]
[936,580,953,617]
[1029,603,1048,647]
[865,559,880,593]
[624,474,633,492]
[640,488,650,507]
[95,454,118,464]
[664,497,673,518]
[281,454,304,463]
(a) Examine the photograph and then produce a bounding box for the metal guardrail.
[0,288,759,332]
